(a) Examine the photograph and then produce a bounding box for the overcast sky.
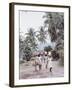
[20,11,45,36]
[19,11,55,50]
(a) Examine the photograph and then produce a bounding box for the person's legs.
[46,64,48,69]
[39,64,42,70]
[46,61,48,69]
[50,67,52,72]
[35,62,38,71]
[35,65,37,71]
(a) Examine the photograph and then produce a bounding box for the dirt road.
[19,61,64,79]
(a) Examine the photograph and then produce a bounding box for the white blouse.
[48,57,53,68]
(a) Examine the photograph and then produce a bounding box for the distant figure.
[45,56,48,69]
[48,51,53,72]
[34,54,42,71]
[41,52,45,63]
[44,52,47,63]
[44,52,48,69]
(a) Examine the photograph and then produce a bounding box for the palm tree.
[25,28,38,51]
[37,26,47,43]
[43,12,64,42]
[43,12,64,65]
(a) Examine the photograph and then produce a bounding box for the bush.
[52,50,60,60]
[23,46,32,61]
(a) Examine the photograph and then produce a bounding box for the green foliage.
[19,36,24,59]
[43,12,64,65]
[20,28,37,61]
[23,46,32,61]
[43,12,64,42]
[25,28,38,51]
[19,12,64,65]
[51,50,59,60]
[37,26,46,43]
[58,49,64,65]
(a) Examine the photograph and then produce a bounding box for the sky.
[19,11,55,50]
[20,11,45,36]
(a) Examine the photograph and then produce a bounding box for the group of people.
[34,51,53,72]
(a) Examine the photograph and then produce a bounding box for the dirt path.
[19,61,64,79]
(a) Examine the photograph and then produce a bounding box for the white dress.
[48,57,53,68]
[38,56,42,65]
[44,56,48,63]
[35,56,42,65]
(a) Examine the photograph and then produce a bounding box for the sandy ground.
[19,61,64,79]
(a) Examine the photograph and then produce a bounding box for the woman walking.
[35,54,42,71]
[48,51,53,72]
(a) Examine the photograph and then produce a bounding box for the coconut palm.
[43,12,64,65]
[43,12,64,42]
[25,28,38,51]
[37,26,47,43]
